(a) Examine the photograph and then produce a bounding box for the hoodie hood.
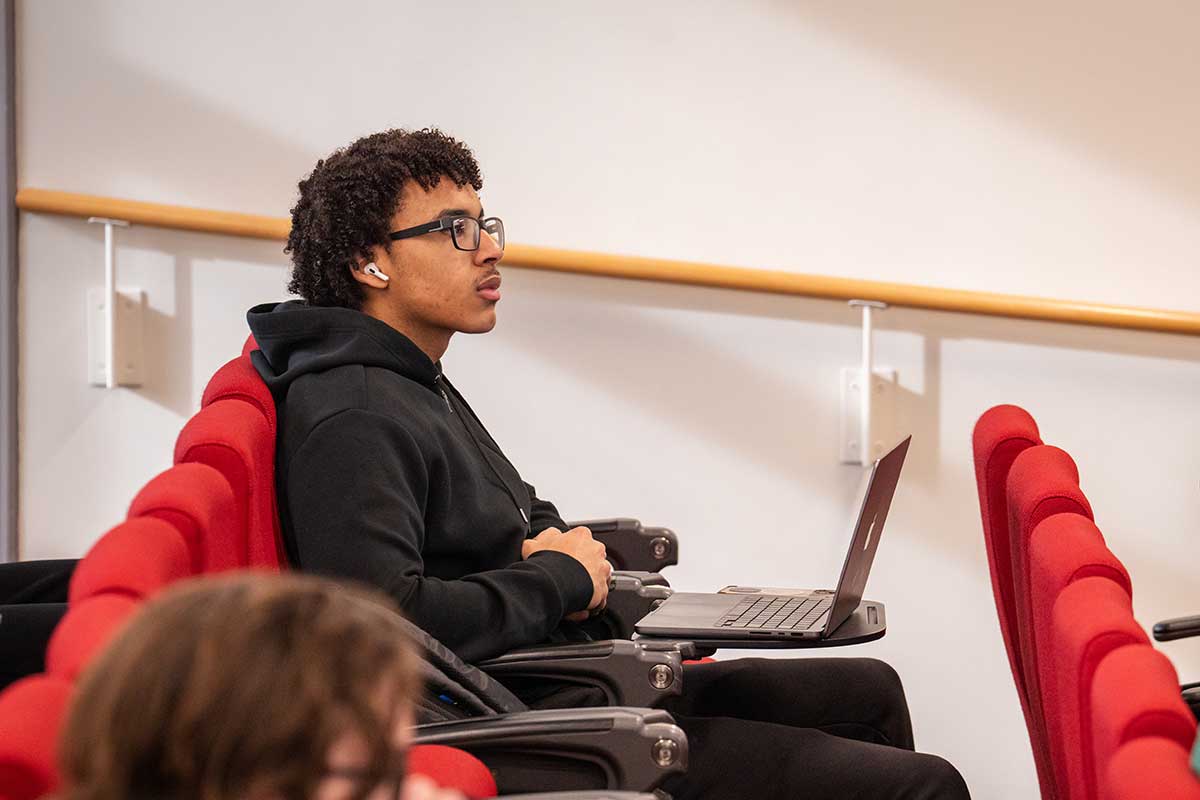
[246,301,440,396]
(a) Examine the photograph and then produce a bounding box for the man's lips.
[477,273,502,302]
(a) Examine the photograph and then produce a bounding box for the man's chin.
[460,312,498,335]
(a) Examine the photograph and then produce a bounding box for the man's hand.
[522,526,610,617]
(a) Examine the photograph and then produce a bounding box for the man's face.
[373,178,503,341]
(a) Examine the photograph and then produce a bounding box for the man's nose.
[476,230,503,265]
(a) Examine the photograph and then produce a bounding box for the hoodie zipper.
[435,372,530,529]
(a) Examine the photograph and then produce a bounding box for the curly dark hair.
[285,128,483,309]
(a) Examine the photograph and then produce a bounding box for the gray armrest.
[604,573,673,640]
[569,518,679,573]
[1154,615,1200,642]
[501,794,658,799]
[415,707,687,794]
[477,639,683,708]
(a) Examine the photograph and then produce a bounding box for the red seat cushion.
[1101,737,1200,800]
[407,745,497,799]
[68,517,192,605]
[174,400,281,570]
[1045,577,1147,800]
[45,594,142,681]
[0,675,72,800]
[129,462,243,572]
[1091,644,1196,783]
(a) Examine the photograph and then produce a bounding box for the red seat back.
[1101,737,1200,799]
[68,517,193,605]
[201,354,277,439]
[128,463,243,572]
[0,675,72,800]
[1091,644,1196,787]
[174,404,280,570]
[1044,576,1147,800]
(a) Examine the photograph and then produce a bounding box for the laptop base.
[634,599,886,649]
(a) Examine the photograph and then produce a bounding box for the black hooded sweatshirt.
[246,301,595,663]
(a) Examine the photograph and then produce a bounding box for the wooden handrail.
[17,187,1200,336]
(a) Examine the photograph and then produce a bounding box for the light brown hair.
[59,572,419,800]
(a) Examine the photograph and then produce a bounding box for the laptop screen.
[825,435,911,634]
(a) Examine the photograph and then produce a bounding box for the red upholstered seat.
[971,405,1047,793]
[1091,644,1197,789]
[45,594,142,681]
[408,744,498,799]
[1043,577,1147,800]
[0,675,72,800]
[1101,737,1200,800]
[68,517,193,605]
[128,463,242,573]
[175,400,281,570]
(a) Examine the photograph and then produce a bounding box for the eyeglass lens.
[449,217,504,252]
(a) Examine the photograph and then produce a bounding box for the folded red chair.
[0,674,72,800]
[1101,736,1200,799]
[1028,513,1130,799]
[1043,576,1147,800]
[972,405,1047,793]
[44,594,142,682]
[1006,444,1094,797]
[1091,643,1196,789]
[128,463,243,572]
[68,517,193,605]
[174,400,281,570]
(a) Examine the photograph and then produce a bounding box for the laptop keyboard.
[714,595,833,631]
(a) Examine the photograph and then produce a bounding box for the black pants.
[659,658,969,799]
[0,559,76,689]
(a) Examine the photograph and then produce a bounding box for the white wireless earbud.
[363,262,390,282]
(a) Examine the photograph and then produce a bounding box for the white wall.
[16,2,1200,796]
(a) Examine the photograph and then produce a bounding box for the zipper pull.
[519,507,529,526]
[439,388,452,412]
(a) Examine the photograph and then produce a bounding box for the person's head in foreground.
[286,127,504,362]
[58,572,447,800]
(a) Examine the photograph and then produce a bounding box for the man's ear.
[349,255,390,289]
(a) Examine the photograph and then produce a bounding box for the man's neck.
[360,301,451,364]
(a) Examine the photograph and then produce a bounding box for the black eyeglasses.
[323,765,405,800]
[389,214,505,253]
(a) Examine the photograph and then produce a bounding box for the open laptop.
[634,435,910,641]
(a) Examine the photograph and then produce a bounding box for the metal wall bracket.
[86,216,131,388]
[87,287,144,386]
[840,300,895,466]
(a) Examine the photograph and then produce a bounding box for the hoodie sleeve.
[523,482,570,535]
[284,409,594,662]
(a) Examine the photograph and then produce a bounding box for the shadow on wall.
[787,0,1200,212]
[29,4,319,212]
[100,224,289,418]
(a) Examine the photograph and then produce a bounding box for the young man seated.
[248,128,970,800]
